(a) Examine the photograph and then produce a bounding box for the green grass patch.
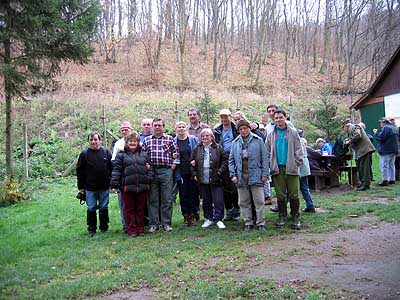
[0,176,399,299]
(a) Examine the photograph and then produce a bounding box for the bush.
[0,177,30,207]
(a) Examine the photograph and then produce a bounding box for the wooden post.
[288,95,294,124]
[23,123,28,180]
[101,105,107,148]
[175,100,179,122]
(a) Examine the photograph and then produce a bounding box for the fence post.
[23,123,28,180]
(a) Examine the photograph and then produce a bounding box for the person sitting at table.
[306,146,323,171]
[316,138,332,155]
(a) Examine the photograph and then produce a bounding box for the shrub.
[0,177,30,207]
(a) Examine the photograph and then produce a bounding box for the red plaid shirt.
[187,123,210,138]
[142,134,178,166]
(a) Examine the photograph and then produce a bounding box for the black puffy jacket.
[110,146,152,193]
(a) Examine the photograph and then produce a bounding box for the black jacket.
[190,142,228,185]
[213,122,239,151]
[76,147,112,191]
[110,146,152,193]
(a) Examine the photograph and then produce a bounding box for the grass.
[0,173,399,300]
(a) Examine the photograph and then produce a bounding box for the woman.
[190,128,228,230]
[174,121,199,226]
[111,132,152,237]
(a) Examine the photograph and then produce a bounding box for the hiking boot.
[378,180,389,186]
[183,214,190,227]
[99,209,109,232]
[302,207,316,213]
[189,214,198,227]
[244,224,254,231]
[264,196,272,205]
[202,219,213,228]
[276,215,286,228]
[291,215,301,230]
[388,181,395,184]
[356,185,370,191]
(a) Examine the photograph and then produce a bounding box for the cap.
[259,124,265,130]
[236,119,251,130]
[388,116,395,121]
[219,108,232,116]
[316,138,326,144]
[120,120,133,130]
[379,117,391,123]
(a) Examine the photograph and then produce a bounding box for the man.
[229,120,269,231]
[233,111,265,140]
[373,117,398,186]
[265,109,303,229]
[389,117,400,181]
[343,120,375,191]
[316,138,332,155]
[143,118,179,233]
[111,120,133,233]
[214,109,240,221]
[140,118,153,144]
[187,108,210,138]
[77,132,112,237]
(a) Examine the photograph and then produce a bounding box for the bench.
[310,169,340,192]
[338,165,358,187]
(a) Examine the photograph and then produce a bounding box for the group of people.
[76,105,399,237]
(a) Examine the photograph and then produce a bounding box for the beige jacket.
[265,123,304,176]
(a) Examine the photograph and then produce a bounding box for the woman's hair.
[199,128,215,141]
[126,131,140,142]
[175,121,187,128]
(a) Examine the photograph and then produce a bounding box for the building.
[351,45,400,133]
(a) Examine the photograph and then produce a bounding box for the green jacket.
[347,124,375,159]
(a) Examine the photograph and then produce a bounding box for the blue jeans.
[85,190,109,212]
[380,154,396,182]
[300,176,315,209]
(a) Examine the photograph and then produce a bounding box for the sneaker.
[216,221,226,230]
[148,225,158,233]
[202,219,213,228]
[163,225,173,232]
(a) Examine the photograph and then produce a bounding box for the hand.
[250,123,258,130]
[172,152,179,159]
[79,189,84,193]
[373,128,378,134]
[190,160,196,167]
[171,163,176,170]
[231,176,238,184]
[146,163,150,170]
[194,176,197,181]
[343,138,350,145]
[261,176,269,182]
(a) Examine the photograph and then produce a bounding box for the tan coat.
[347,124,375,159]
[265,124,304,176]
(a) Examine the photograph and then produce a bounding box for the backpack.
[332,137,349,157]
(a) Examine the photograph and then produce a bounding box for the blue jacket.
[228,132,269,188]
[375,124,398,155]
[174,135,199,181]
[321,143,333,155]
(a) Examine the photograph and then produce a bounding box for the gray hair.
[199,128,215,141]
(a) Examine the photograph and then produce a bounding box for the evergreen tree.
[194,91,221,126]
[0,0,99,177]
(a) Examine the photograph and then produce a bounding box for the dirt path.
[239,216,400,300]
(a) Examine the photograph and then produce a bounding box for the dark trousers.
[223,179,239,210]
[178,174,199,215]
[356,152,373,186]
[199,184,224,221]
[121,191,147,235]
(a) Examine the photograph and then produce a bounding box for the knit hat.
[120,120,133,130]
[236,119,251,130]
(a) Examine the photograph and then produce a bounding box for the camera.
[76,191,86,205]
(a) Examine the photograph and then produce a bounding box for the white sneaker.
[216,221,226,230]
[202,219,213,228]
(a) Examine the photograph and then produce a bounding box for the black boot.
[99,209,109,232]
[87,210,97,237]
[276,200,287,228]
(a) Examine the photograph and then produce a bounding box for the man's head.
[188,108,201,125]
[267,104,278,120]
[88,131,102,150]
[273,108,287,129]
[316,138,326,149]
[120,120,133,139]
[219,109,232,127]
[236,119,251,137]
[379,117,391,127]
[233,111,246,123]
[342,119,352,133]
[152,118,165,136]
[389,117,396,125]
[141,118,153,135]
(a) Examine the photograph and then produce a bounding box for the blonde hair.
[175,121,187,128]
